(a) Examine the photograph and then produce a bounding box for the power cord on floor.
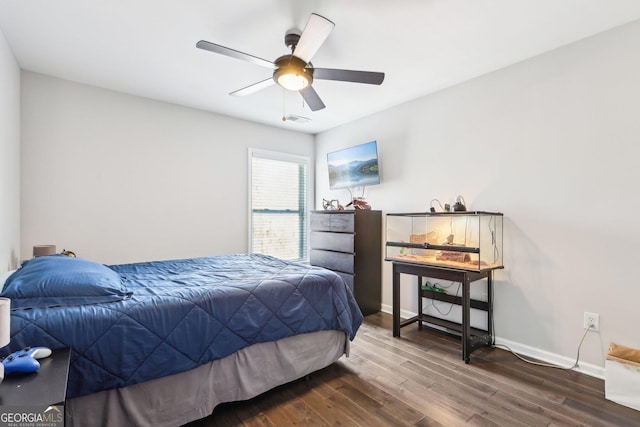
[493,322,595,370]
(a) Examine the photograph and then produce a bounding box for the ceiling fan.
[196,13,385,111]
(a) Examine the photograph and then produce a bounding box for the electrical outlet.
[584,312,600,332]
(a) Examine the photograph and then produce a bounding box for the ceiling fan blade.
[196,40,275,69]
[313,68,385,85]
[230,78,275,97]
[293,13,335,63]
[300,85,326,111]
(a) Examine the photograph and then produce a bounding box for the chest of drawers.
[309,210,381,315]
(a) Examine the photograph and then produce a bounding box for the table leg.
[393,263,400,337]
[487,271,494,345]
[417,276,423,331]
[462,273,471,363]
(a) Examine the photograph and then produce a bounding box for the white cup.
[0,297,10,384]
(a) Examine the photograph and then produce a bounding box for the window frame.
[247,148,312,262]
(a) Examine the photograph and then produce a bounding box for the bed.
[0,253,363,426]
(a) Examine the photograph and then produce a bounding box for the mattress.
[2,253,363,399]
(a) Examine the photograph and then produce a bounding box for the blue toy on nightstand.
[1,346,52,375]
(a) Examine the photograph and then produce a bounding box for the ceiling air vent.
[284,114,311,123]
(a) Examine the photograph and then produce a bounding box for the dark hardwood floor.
[186,312,640,426]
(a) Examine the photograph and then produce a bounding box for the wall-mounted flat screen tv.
[327,140,380,190]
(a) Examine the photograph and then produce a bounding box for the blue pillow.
[1,255,132,309]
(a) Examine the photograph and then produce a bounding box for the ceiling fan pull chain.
[282,88,287,121]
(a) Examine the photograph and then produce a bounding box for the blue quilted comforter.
[4,254,363,398]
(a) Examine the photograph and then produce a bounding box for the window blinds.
[250,151,308,261]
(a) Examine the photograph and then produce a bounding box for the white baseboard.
[494,336,605,379]
[379,304,605,379]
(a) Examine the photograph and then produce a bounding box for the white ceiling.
[1,1,640,134]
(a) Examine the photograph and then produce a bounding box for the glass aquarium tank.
[385,211,503,271]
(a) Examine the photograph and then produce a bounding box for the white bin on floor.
[605,342,640,411]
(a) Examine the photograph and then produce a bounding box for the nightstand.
[0,347,71,425]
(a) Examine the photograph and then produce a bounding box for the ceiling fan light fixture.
[277,72,309,91]
[273,55,312,91]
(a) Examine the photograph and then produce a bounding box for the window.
[249,149,309,261]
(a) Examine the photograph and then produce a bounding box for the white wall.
[21,72,314,265]
[0,28,20,272]
[316,20,640,375]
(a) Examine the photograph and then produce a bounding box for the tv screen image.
[327,141,380,190]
